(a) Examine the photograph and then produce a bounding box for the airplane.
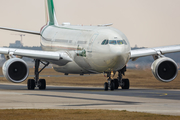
[0,55,4,62]
[0,0,180,91]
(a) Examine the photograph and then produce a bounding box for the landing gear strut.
[27,59,49,90]
[104,66,130,91]
[104,72,116,91]
[118,66,130,89]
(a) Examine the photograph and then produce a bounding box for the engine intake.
[151,57,178,82]
[2,58,29,83]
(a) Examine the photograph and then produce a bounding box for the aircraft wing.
[130,45,180,61]
[0,47,72,64]
[0,26,40,35]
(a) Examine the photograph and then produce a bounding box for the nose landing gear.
[104,77,116,91]
[104,66,129,91]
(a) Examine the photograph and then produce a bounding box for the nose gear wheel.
[104,66,129,91]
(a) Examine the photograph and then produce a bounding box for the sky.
[0,0,180,47]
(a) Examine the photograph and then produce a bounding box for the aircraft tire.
[104,82,108,91]
[39,79,46,90]
[114,79,119,89]
[110,80,115,91]
[121,79,129,89]
[27,79,35,90]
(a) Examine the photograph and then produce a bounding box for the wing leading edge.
[0,26,40,35]
[130,45,180,60]
[0,47,72,64]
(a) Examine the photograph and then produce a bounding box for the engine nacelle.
[2,58,29,83]
[151,57,178,82]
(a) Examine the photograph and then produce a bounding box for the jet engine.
[2,58,29,83]
[151,57,178,82]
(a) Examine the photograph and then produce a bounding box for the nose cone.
[110,45,126,55]
[109,45,130,70]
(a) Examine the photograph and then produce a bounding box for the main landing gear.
[27,59,49,90]
[104,66,129,91]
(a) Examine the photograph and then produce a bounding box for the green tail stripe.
[47,0,58,25]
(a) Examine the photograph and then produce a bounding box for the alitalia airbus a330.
[0,0,179,90]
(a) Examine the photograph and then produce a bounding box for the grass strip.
[0,109,180,120]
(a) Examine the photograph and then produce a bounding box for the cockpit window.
[117,40,127,45]
[117,40,123,45]
[109,40,117,45]
[101,39,109,45]
[101,39,127,45]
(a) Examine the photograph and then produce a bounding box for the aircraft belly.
[52,60,90,74]
[74,56,91,69]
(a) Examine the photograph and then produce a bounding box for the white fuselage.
[40,25,131,74]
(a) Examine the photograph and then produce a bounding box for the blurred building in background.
[9,40,23,48]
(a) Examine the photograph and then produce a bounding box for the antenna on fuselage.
[97,23,113,27]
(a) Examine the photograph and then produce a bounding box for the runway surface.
[0,83,180,116]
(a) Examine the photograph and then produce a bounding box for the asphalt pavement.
[0,83,180,116]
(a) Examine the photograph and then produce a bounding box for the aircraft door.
[51,32,58,49]
[87,34,98,52]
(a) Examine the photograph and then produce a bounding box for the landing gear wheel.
[110,80,115,91]
[114,79,119,89]
[39,79,46,90]
[28,59,49,90]
[121,79,129,89]
[104,82,108,91]
[27,79,35,90]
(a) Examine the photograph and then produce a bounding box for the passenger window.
[77,41,87,44]
[109,40,117,45]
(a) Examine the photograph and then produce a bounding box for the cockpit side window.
[105,40,108,44]
[123,40,127,45]
[101,39,109,45]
